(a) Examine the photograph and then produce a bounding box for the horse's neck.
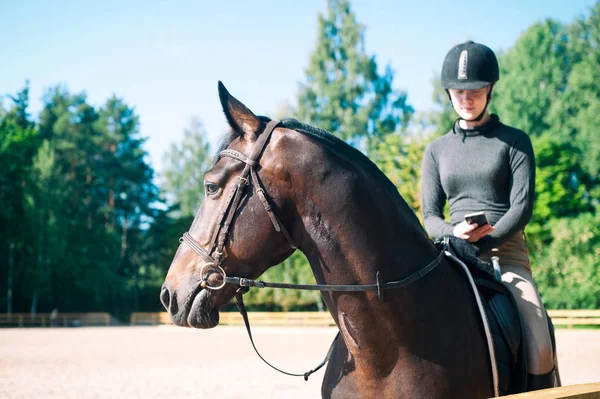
[296,167,437,288]
[298,194,444,370]
[282,129,439,310]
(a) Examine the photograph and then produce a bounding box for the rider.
[420,40,555,390]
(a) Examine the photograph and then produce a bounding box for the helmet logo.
[457,50,468,80]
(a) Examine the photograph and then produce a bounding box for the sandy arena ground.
[1,326,599,398]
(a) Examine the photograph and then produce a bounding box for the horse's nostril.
[160,287,171,310]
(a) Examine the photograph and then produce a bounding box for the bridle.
[180,120,296,290]
[178,119,444,380]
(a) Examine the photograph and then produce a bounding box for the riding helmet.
[441,41,499,90]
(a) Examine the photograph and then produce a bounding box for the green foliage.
[532,212,600,309]
[369,132,429,222]
[527,136,596,245]
[547,4,600,179]
[0,84,167,318]
[297,0,413,150]
[161,117,212,217]
[0,86,41,314]
[490,20,571,137]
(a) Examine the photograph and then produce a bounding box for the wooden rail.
[130,311,336,326]
[500,381,600,398]
[130,312,174,326]
[4,310,592,329]
[0,312,111,327]
[218,311,336,327]
[547,310,600,329]
[130,310,600,328]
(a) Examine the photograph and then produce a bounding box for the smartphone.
[464,211,489,226]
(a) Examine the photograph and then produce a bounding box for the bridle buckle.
[239,278,250,287]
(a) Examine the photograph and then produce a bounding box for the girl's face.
[448,86,490,121]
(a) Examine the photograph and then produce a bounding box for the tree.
[527,136,595,248]
[490,20,571,137]
[369,132,430,222]
[96,95,164,315]
[297,0,413,151]
[23,140,59,314]
[161,117,212,217]
[0,84,39,314]
[6,82,34,130]
[532,212,600,309]
[547,3,600,180]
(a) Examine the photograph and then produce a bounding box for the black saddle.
[435,236,528,395]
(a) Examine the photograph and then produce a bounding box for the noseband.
[180,120,296,289]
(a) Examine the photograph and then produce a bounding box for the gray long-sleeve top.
[421,115,536,251]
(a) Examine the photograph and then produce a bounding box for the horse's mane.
[217,116,425,231]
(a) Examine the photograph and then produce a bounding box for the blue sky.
[1,0,596,173]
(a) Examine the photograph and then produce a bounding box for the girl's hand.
[453,221,496,243]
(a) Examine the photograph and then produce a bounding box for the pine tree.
[0,84,39,314]
[297,0,413,151]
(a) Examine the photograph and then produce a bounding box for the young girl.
[421,40,556,391]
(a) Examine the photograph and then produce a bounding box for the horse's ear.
[218,81,263,141]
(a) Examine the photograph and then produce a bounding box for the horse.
[160,82,495,398]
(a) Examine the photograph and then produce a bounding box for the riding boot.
[526,367,555,391]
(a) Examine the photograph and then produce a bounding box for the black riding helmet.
[441,41,499,121]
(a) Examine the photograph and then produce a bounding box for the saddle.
[435,236,528,396]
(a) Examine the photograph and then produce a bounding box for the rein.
[226,252,443,296]
[179,120,445,380]
[229,251,443,380]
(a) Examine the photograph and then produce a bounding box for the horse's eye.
[205,183,219,195]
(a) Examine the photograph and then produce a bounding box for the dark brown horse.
[160,82,494,398]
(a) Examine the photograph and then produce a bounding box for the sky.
[1,0,597,175]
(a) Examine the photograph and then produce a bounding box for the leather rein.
[179,120,444,380]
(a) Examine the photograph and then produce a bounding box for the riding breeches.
[479,231,554,375]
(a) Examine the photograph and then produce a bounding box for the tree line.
[0,86,183,318]
[1,0,598,317]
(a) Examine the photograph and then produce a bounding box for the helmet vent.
[457,50,468,80]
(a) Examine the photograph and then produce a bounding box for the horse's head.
[160,82,297,328]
